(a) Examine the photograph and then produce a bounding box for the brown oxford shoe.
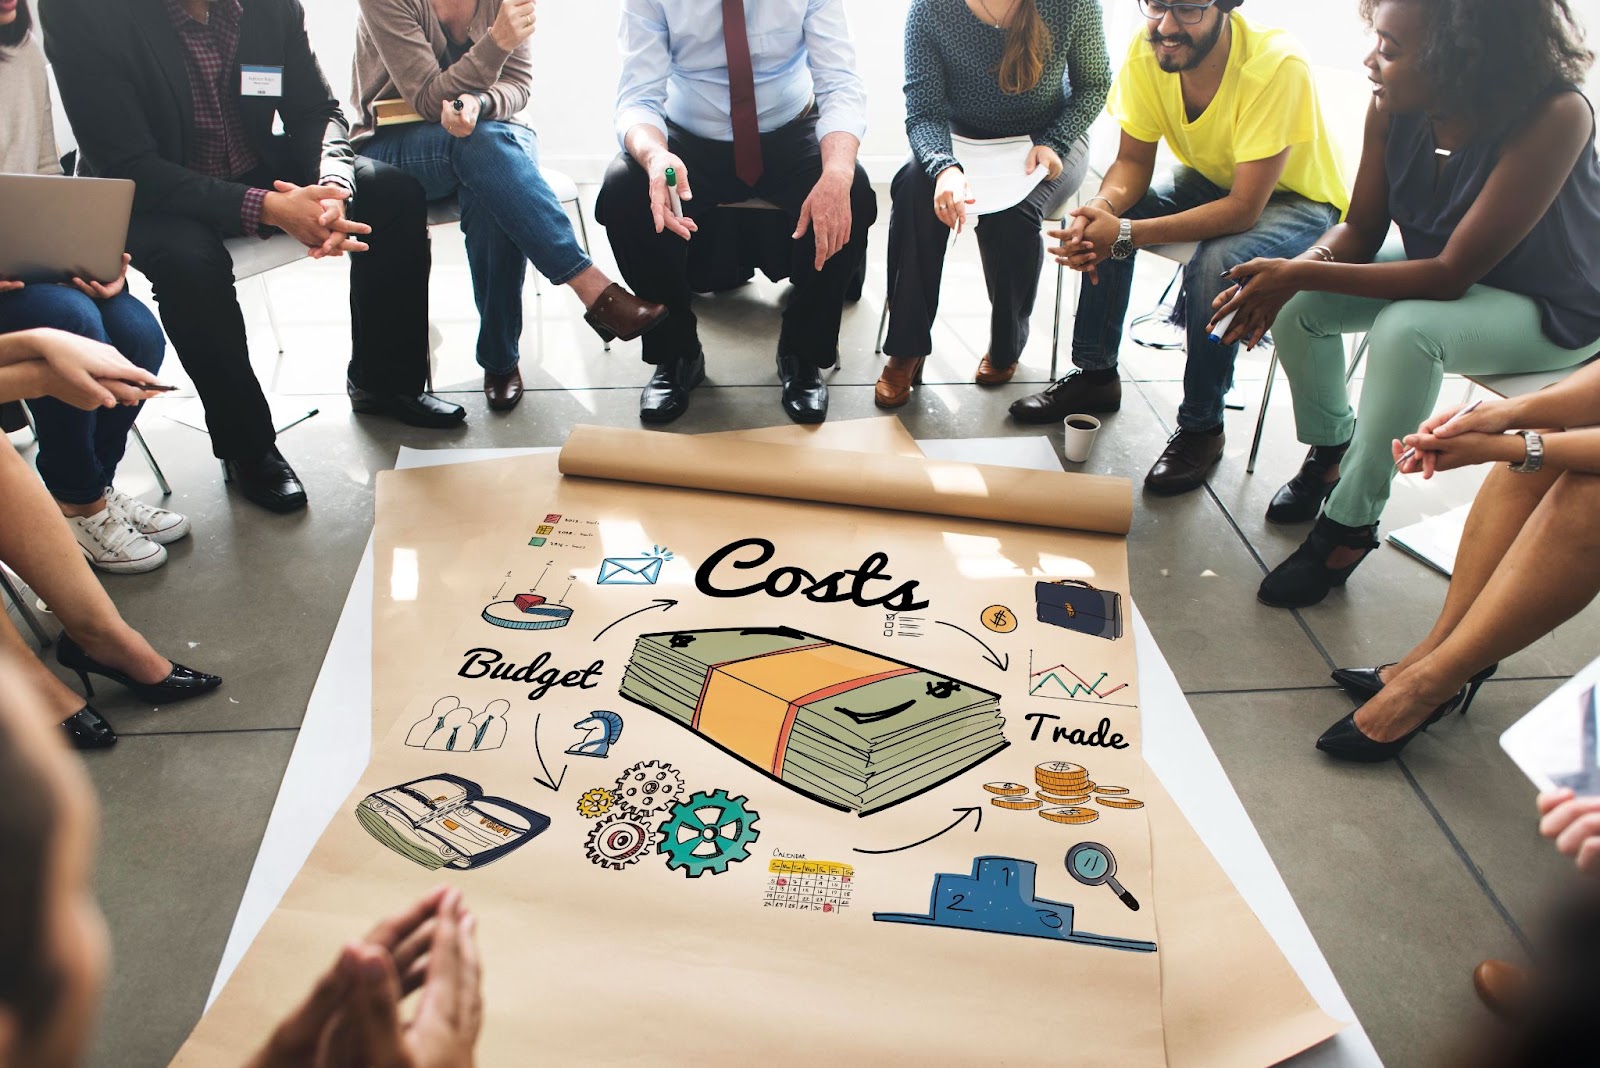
[874,356,925,409]
[1144,426,1225,495]
[584,283,668,343]
[1473,960,1528,1018]
[975,353,1017,386]
[484,368,523,411]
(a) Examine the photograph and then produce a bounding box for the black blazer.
[39,0,355,236]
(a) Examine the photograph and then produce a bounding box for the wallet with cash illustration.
[619,627,1007,815]
[356,773,549,871]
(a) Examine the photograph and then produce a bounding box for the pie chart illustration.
[482,593,573,631]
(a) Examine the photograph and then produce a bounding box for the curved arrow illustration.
[935,620,1010,671]
[851,806,984,855]
[592,598,678,642]
[531,713,568,792]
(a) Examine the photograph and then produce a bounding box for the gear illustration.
[585,814,653,871]
[576,787,616,820]
[656,788,761,878]
[613,760,686,818]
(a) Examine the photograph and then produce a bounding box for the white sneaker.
[105,487,190,545]
[67,507,167,574]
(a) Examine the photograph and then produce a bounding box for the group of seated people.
[4,0,1600,1058]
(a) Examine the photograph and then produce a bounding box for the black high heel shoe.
[1316,686,1473,763]
[1258,513,1380,608]
[61,705,117,750]
[55,632,222,703]
[1266,441,1349,524]
[1331,662,1499,702]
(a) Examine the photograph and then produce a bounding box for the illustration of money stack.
[617,627,1007,815]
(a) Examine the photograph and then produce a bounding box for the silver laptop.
[0,173,135,285]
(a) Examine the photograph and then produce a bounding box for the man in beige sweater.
[352,0,666,412]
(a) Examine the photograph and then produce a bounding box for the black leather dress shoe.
[640,348,705,424]
[56,632,223,704]
[222,445,307,513]
[61,705,117,750]
[1144,427,1224,495]
[1009,370,1122,424]
[348,379,466,428]
[777,351,828,424]
[1266,441,1348,524]
[484,368,524,411]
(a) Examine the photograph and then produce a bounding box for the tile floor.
[9,186,1596,1067]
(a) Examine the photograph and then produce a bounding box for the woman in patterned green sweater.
[876,0,1110,407]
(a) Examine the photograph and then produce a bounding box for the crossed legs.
[1354,465,1600,741]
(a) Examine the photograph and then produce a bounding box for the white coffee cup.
[1062,414,1101,464]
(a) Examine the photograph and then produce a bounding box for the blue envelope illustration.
[598,557,664,585]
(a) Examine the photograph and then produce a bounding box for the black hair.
[1360,0,1594,133]
[0,0,33,56]
[0,707,63,1042]
[1218,0,1245,10]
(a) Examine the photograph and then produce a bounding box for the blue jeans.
[360,120,593,374]
[1072,167,1340,430]
[0,286,165,504]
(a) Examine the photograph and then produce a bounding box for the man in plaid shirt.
[43,0,465,513]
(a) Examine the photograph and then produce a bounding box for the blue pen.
[1208,270,1247,344]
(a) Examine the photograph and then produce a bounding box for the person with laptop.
[0,0,191,574]
[1008,0,1348,495]
[39,0,467,514]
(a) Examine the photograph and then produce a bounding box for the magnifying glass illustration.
[1065,841,1140,912]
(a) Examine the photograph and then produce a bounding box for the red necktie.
[721,0,764,186]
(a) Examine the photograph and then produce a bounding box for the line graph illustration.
[1027,652,1136,708]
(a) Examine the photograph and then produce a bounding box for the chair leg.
[572,205,611,355]
[874,300,889,356]
[1246,346,1280,475]
[0,567,51,648]
[130,423,171,496]
[260,275,286,356]
[1345,334,1368,384]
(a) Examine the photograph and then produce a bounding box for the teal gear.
[656,789,761,878]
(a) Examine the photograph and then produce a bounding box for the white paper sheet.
[1501,653,1600,796]
[953,134,1048,217]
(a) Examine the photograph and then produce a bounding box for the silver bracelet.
[1085,195,1115,213]
[1308,245,1336,262]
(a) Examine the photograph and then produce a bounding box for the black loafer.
[777,351,827,425]
[221,445,307,513]
[348,379,466,428]
[61,705,117,750]
[640,348,706,425]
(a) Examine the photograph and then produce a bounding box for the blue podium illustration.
[874,856,1156,953]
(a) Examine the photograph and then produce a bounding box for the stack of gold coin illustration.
[1034,761,1090,793]
[979,763,1142,825]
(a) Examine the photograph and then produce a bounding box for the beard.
[1149,13,1228,73]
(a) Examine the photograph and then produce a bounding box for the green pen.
[665,166,684,218]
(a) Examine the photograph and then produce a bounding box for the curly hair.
[1360,0,1594,133]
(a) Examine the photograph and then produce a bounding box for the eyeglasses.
[1137,0,1219,26]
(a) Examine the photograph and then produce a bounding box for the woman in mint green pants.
[1205,0,1600,608]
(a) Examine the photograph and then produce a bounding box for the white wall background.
[303,0,1600,182]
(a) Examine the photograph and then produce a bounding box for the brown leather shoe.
[484,368,523,411]
[1009,370,1122,424]
[1473,960,1528,1018]
[874,356,925,409]
[584,283,668,343]
[1144,427,1224,495]
[975,353,1017,386]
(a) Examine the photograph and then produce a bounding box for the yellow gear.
[577,787,616,820]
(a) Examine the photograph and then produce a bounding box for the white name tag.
[241,65,284,97]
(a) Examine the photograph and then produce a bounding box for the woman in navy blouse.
[875,0,1110,407]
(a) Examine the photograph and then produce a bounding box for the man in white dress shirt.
[595,0,876,425]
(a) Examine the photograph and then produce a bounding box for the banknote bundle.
[618,627,1007,815]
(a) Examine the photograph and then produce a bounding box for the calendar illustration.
[763,858,854,914]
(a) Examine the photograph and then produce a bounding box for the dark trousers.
[882,141,1087,368]
[126,156,431,459]
[594,112,878,367]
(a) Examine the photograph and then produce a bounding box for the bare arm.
[1131,148,1291,246]
[1083,131,1157,216]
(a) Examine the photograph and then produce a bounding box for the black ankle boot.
[1258,513,1379,608]
[1266,441,1349,524]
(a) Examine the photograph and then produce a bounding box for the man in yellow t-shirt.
[1011,0,1349,496]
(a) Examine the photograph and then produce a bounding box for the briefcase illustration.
[1034,580,1123,641]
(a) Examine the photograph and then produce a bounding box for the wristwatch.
[1110,218,1135,260]
[476,92,493,118]
[1509,429,1544,473]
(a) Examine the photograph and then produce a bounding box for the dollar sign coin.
[981,605,1017,634]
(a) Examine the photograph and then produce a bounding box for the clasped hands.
[642,151,856,272]
[263,181,372,259]
[244,885,482,1068]
[1391,396,1533,478]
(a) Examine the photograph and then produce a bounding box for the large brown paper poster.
[178,422,1340,1066]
